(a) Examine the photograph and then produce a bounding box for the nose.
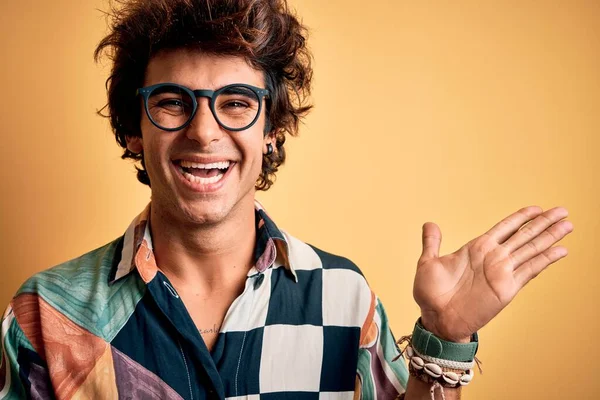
[184,97,223,147]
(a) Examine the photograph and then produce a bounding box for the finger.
[509,219,573,268]
[513,245,568,288]
[485,206,543,243]
[502,207,569,252]
[420,222,441,263]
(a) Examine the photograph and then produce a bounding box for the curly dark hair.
[94,0,313,190]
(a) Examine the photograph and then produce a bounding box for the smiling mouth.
[175,160,233,185]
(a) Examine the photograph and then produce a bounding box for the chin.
[178,198,235,226]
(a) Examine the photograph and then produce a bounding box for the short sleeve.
[355,295,409,399]
[1,303,49,400]
[1,304,26,399]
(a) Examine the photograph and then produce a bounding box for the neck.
[149,199,257,295]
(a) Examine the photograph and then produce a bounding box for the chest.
[39,267,373,400]
[181,291,240,353]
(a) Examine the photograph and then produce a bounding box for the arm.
[356,296,408,399]
[356,207,571,399]
[1,305,27,399]
[403,206,572,399]
[405,377,461,400]
[403,318,474,400]
[354,296,465,400]
[0,303,49,400]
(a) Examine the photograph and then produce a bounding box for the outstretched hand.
[414,206,573,342]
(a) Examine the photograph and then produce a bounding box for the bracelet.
[408,359,474,388]
[407,345,475,371]
[392,319,483,400]
[412,318,478,362]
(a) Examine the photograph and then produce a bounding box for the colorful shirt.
[1,202,408,399]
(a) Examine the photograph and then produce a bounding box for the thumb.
[420,222,441,263]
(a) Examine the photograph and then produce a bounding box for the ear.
[125,135,143,154]
[263,132,275,153]
[263,132,275,145]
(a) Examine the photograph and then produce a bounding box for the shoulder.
[16,236,123,298]
[9,236,143,341]
[281,229,368,278]
[281,230,375,327]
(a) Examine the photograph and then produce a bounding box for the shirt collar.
[109,200,297,285]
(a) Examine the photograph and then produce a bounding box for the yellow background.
[1,1,598,399]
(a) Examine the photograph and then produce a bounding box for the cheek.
[237,128,266,164]
[139,132,169,173]
[141,145,159,177]
[240,141,263,170]
[236,138,264,182]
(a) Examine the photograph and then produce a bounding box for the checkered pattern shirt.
[1,201,408,399]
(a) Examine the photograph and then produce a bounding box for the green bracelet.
[411,318,479,362]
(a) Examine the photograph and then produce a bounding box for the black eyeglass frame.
[136,82,270,132]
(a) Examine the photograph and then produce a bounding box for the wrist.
[420,316,471,343]
[411,318,479,363]
[393,317,481,398]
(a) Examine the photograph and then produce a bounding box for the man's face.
[126,49,271,226]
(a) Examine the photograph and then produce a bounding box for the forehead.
[144,48,265,89]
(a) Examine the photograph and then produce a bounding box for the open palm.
[413,206,573,342]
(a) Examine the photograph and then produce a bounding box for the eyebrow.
[219,86,256,96]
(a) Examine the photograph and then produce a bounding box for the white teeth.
[179,167,226,185]
[179,160,231,169]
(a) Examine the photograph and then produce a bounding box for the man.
[0,0,572,399]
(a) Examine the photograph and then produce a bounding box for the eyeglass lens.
[146,85,261,130]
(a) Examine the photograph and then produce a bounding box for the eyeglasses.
[136,83,270,132]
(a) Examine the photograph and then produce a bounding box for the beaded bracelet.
[408,359,474,388]
[407,346,474,387]
[393,336,482,400]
